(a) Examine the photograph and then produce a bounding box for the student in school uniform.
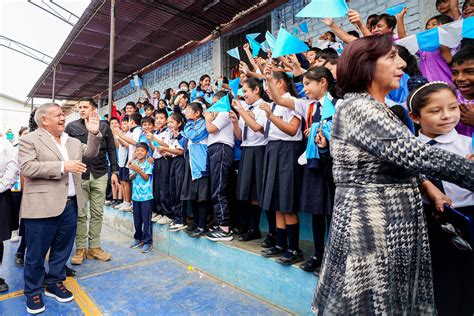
[408,81,473,316]
[203,92,235,241]
[149,109,172,223]
[181,102,211,238]
[230,78,276,244]
[259,69,304,265]
[266,66,343,273]
[113,113,143,211]
[190,74,214,104]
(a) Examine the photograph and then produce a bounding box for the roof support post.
[107,0,116,119]
[52,65,57,102]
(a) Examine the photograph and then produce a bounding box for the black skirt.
[181,155,210,202]
[0,190,13,242]
[300,165,335,215]
[260,141,303,214]
[236,146,265,202]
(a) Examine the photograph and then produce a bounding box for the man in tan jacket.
[19,103,101,314]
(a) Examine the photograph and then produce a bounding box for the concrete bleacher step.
[104,206,318,315]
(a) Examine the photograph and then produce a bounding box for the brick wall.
[114,41,215,109]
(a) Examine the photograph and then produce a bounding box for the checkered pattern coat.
[312,93,474,315]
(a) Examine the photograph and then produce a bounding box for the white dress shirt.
[0,137,19,193]
[43,128,76,197]
[418,129,473,208]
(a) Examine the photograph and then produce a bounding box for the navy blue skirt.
[260,141,303,214]
[181,155,210,202]
[236,146,265,202]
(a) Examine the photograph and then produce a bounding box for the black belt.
[67,196,77,202]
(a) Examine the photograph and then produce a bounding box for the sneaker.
[104,200,113,206]
[110,200,122,208]
[261,245,286,258]
[206,227,233,242]
[261,233,276,248]
[11,230,20,242]
[186,223,198,233]
[26,294,45,314]
[157,215,172,225]
[130,240,144,249]
[15,256,24,267]
[188,227,208,238]
[232,226,247,236]
[120,202,133,212]
[299,256,322,272]
[151,214,163,222]
[0,278,9,292]
[275,249,304,265]
[45,282,74,303]
[71,248,87,265]
[238,229,261,242]
[169,223,187,232]
[65,265,76,277]
[87,248,112,261]
[142,244,153,253]
[114,202,125,209]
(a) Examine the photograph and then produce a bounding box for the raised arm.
[261,102,301,136]
[264,65,296,110]
[450,0,461,20]
[340,97,474,190]
[322,18,358,45]
[395,7,408,39]
[231,100,264,133]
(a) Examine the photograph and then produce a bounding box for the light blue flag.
[292,27,299,36]
[296,0,349,18]
[246,35,261,57]
[229,78,240,97]
[321,94,336,121]
[299,21,309,33]
[462,16,474,39]
[265,31,276,50]
[416,27,440,52]
[386,3,405,16]
[207,94,230,112]
[272,27,310,58]
[226,47,240,61]
[261,40,271,52]
[130,75,142,89]
[246,33,260,40]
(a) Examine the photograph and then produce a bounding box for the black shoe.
[261,245,286,258]
[186,223,198,233]
[238,229,261,241]
[26,294,45,314]
[299,256,322,272]
[261,233,276,248]
[65,265,76,277]
[206,227,233,242]
[15,256,25,267]
[232,226,247,236]
[45,282,74,303]
[275,249,304,265]
[0,278,9,292]
[188,227,209,238]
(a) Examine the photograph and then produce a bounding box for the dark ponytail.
[303,66,340,98]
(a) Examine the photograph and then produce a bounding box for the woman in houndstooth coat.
[312,35,474,314]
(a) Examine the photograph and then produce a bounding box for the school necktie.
[263,103,277,139]
[426,139,445,193]
[242,105,255,142]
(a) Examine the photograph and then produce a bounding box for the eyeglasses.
[440,222,472,251]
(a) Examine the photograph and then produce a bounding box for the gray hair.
[34,103,61,126]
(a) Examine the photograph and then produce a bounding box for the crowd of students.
[0,0,473,314]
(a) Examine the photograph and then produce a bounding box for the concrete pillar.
[212,37,222,77]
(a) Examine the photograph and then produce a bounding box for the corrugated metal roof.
[28,0,286,100]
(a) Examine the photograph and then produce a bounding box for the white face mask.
[179,87,188,92]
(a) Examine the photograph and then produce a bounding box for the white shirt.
[117,140,128,168]
[294,94,343,123]
[153,128,170,159]
[127,126,142,167]
[43,128,76,197]
[267,93,303,141]
[208,112,235,148]
[168,135,184,158]
[418,129,473,208]
[0,137,19,193]
[238,98,268,147]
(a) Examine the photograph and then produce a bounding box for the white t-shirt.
[127,126,143,167]
[153,128,170,159]
[118,139,128,168]
[168,136,184,158]
[208,112,234,148]
[418,129,473,208]
[239,98,268,147]
[267,93,303,141]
